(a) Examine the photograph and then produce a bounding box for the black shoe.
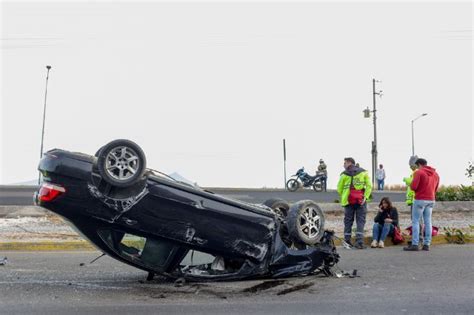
[403,245,420,251]
[422,245,430,251]
[354,243,366,249]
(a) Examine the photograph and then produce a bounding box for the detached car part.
[35,139,339,281]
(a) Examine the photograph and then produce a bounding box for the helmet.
[319,159,324,163]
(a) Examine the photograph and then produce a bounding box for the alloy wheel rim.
[105,146,140,181]
[298,206,321,238]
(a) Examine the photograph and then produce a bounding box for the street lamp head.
[363,107,371,118]
[413,113,428,122]
[46,65,52,70]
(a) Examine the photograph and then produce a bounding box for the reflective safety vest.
[337,170,372,206]
[403,170,417,206]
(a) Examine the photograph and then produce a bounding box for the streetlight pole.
[411,113,428,156]
[38,65,52,185]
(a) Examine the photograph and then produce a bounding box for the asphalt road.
[1,245,473,314]
[0,185,405,205]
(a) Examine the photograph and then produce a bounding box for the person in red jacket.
[404,158,440,251]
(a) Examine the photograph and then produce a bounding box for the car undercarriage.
[35,139,340,281]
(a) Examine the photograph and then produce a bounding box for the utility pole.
[38,65,52,185]
[372,79,378,188]
[364,79,382,188]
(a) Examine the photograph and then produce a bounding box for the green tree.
[466,161,474,181]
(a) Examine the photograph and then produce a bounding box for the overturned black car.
[35,139,339,281]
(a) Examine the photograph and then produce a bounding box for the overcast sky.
[1,1,472,188]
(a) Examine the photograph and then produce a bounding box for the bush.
[458,185,474,201]
[443,226,474,244]
[436,185,474,201]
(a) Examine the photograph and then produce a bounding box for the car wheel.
[97,139,147,188]
[287,200,325,245]
[312,181,323,192]
[263,198,290,217]
[286,179,299,192]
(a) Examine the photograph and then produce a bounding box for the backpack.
[348,176,365,205]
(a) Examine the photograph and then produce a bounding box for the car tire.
[287,200,325,245]
[286,179,299,192]
[263,198,290,217]
[94,147,103,157]
[96,139,147,188]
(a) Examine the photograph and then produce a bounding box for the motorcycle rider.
[337,157,372,249]
[317,159,328,191]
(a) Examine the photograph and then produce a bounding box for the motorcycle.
[286,167,326,192]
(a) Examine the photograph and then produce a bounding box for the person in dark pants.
[317,159,328,191]
[337,157,372,249]
[371,197,399,248]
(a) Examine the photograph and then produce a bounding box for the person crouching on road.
[371,197,399,248]
[337,157,372,249]
[404,158,440,252]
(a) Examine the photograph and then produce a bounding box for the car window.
[98,229,175,269]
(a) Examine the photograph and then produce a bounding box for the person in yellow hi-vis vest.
[337,157,372,249]
[403,155,421,244]
[403,156,419,206]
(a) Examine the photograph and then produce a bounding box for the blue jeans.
[412,200,435,245]
[372,223,394,242]
[377,179,385,190]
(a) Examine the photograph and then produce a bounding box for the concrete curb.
[0,236,471,251]
[321,201,474,213]
[0,241,95,251]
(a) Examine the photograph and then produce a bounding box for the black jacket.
[374,207,399,227]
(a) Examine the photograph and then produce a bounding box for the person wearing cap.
[404,158,440,251]
[337,157,372,249]
[317,159,328,191]
[403,156,418,207]
[403,155,421,244]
